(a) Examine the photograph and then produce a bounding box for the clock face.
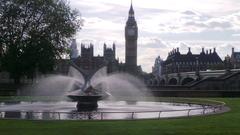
[127,29,135,36]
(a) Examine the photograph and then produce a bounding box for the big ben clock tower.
[125,2,138,73]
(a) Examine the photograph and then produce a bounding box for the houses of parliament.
[56,3,142,75]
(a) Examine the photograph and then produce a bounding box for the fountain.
[0,63,225,120]
[66,64,110,111]
[64,62,150,111]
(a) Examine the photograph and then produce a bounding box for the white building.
[152,56,163,77]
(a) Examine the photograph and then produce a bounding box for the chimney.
[213,48,216,53]
[188,47,191,52]
[113,43,116,50]
[202,47,205,53]
[113,43,116,57]
[210,49,212,54]
[232,47,235,54]
[177,47,179,52]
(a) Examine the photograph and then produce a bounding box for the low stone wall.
[151,89,240,97]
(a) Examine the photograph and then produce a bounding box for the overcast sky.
[69,0,240,72]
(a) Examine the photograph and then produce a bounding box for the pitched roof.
[163,51,223,65]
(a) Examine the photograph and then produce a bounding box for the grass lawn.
[0,98,239,135]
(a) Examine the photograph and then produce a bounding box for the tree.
[0,0,82,83]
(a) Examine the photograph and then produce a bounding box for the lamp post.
[195,57,201,80]
[225,55,231,74]
[177,63,181,85]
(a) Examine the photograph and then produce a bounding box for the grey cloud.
[179,10,225,33]
[184,20,233,29]
[181,10,211,21]
[158,30,240,41]
[74,1,175,23]
[181,11,237,31]
[168,25,179,30]
[178,42,189,51]
[141,38,168,49]
[182,10,198,16]
[184,21,207,28]
[208,21,233,29]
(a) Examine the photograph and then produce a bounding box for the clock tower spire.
[125,1,138,74]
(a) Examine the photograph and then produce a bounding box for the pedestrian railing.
[0,102,225,120]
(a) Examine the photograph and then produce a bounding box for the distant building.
[70,2,142,75]
[152,56,163,77]
[70,39,79,59]
[54,2,143,77]
[71,42,119,73]
[125,2,139,74]
[161,47,223,74]
[230,48,240,69]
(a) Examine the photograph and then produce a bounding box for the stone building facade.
[230,48,240,69]
[125,2,139,74]
[161,47,223,75]
[71,42,119,73]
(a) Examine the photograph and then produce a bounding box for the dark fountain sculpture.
[67,63,109,111]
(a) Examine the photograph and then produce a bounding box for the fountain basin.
[68,95,103,111]
[68,95,103,102]
[0,100,224,120]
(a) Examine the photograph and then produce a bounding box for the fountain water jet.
[66,63,151,111]
[23,63,150,111]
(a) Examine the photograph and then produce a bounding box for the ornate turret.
[81,43,93,58]
[129,1,134,17]
[103,43,116,59]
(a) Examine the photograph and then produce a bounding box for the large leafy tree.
[0,0,82,83]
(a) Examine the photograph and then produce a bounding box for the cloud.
[232,34,240,37]
[71,0,240,39]
[184,18,233,31]
[139,37,168,49]
[182,10,198,16]
[184,21,207,28]
[208,20,232,29]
